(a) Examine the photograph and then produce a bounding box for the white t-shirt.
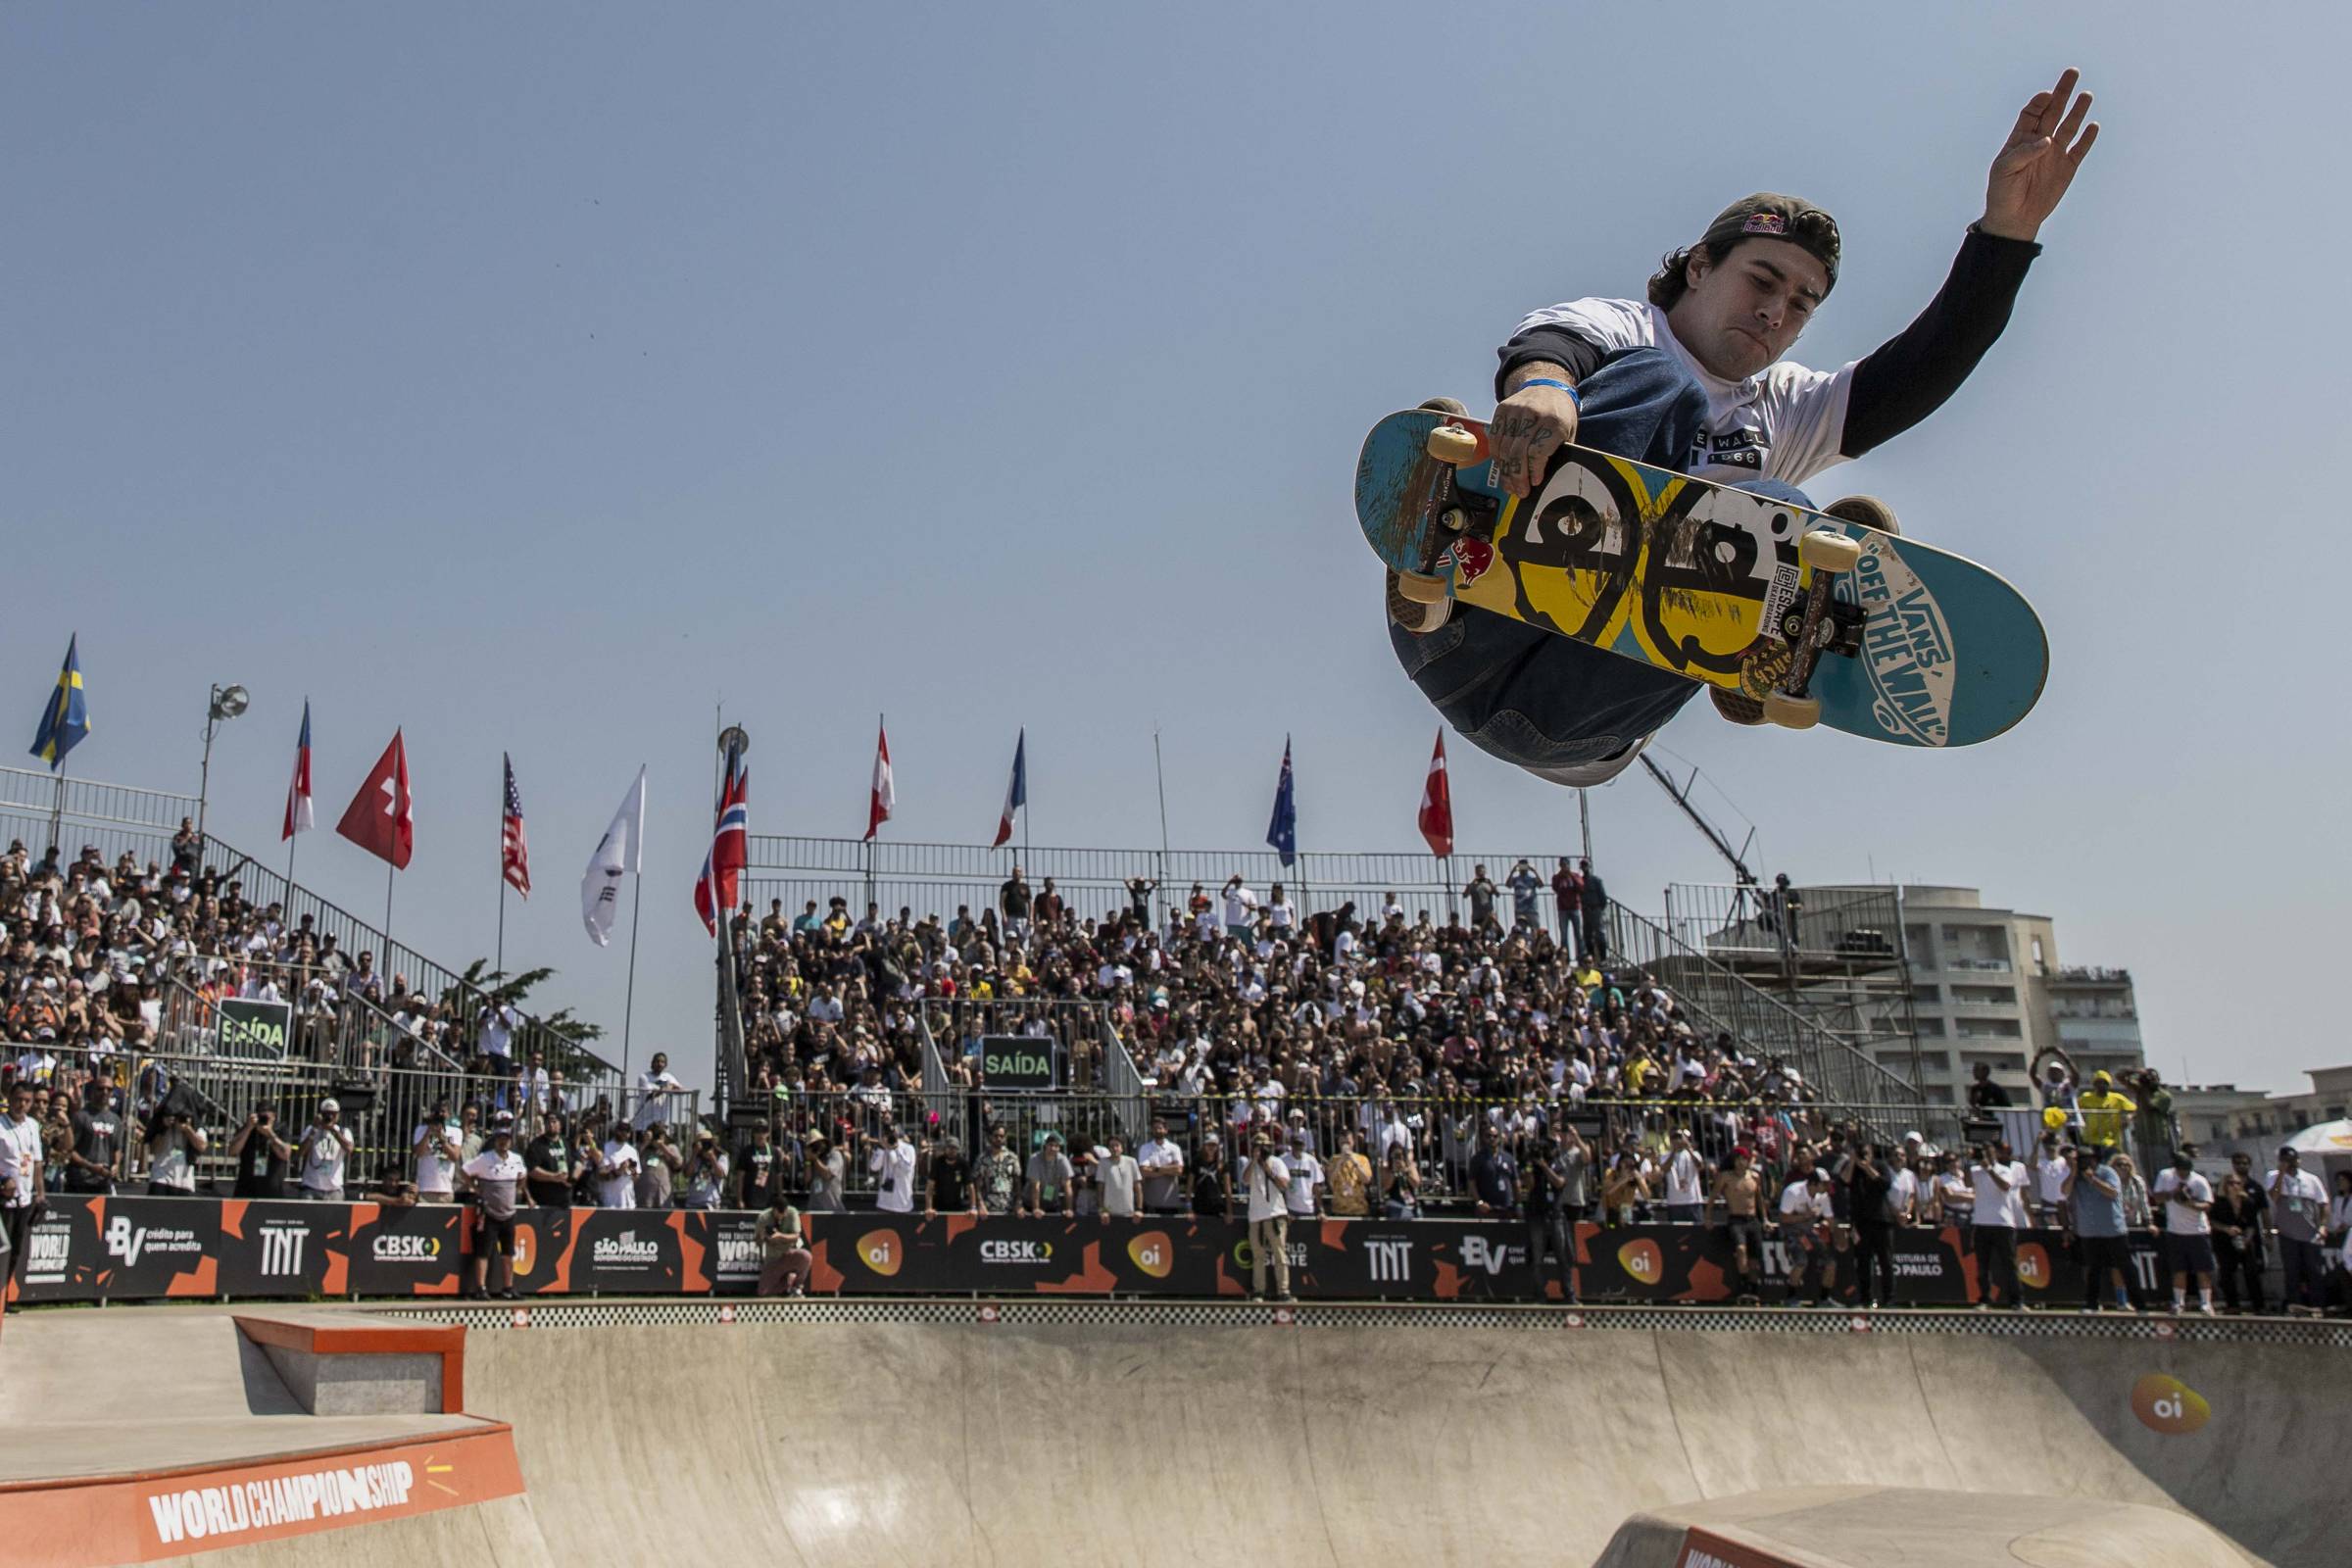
[598,1141,641,1208]
[1222,886,1258,926]
[0,1113,41,1206]
[869,1139,917,1213]
[1099,1153,1141,1217]
[1509,297,1851,484]
[1663,1150,1705,1206]
[299,1125,351,1195]
[1137,1138,1185,1208]
[2153,1169,2213,1236]
[1779,1180,1830,1223]
[1969,1162,2020,1228]
[1244,1153,1292,1223]
[1887,1166,1920,1222]
[2036,1155,2072,1207]
[1283,1150,1323,1216]
[413,1124,458,1195]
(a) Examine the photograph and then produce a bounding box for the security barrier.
[10,1195,2166,1308]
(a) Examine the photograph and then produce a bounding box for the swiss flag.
[336,729,416,869]
[1417,728,1454,857]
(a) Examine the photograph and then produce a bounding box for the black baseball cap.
[1698,193,1840,294]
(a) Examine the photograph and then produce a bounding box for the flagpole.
[1152,728,1171,926]
[49,763,66,859]
[621,868,644,1084]
[382,859,396,971]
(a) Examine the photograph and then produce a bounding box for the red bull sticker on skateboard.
[1446,536,1495,587]
[1852,540,1955,746]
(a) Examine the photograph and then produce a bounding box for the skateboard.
[1356,407,2047,747]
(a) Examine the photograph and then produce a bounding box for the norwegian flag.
[501,753,532,898]
[1417,728,1454,857]
[694,734,749,936]
[281,700,315,842]
[863,719,895,842]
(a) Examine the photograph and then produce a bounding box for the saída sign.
[980,1034,1061,1092]
[219,999,293,1059]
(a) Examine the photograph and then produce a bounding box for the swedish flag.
[29,634,89,770]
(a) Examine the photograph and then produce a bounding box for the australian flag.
[1265,736,1297,867]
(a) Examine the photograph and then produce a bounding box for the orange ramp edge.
[0,1422,524,1567]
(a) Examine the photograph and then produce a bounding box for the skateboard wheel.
[1763,691,1822,730]
[1426,425,1482,466]
[1440,506,1468,533]
[1798,529,1862,574]
[1396,570,1448,605]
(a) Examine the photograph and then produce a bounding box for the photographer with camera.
[412,1104,461,1203]
[678,1129,730,1210]
[865,1120,917,1214]
[1967,1139,2027,1309]
[2152,1148,2217,1316]
[296,1099,353,1200]
[144,1103,207,1197]
[2062,1142,2144,1313]
[1846,1142,1899,1309]
[1524,1127,1580,1304]
[1243,1131,1294,1302]
[228,1103,294,1200]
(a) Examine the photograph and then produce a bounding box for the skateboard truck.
[1763,531,1865,729]
[1397,419,1497,604]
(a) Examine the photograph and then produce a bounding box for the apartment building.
[1801,884,2146,1106]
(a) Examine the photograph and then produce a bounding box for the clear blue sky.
[7,4,2343,1098]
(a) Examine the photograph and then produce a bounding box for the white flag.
[582,765,647,947]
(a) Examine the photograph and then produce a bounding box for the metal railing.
[720,1089,2074,1211]
[1604,904,1922,1105]
[1659,881,1907,966]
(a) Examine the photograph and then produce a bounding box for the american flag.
[501,753,532,898]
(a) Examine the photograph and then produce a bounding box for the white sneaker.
[1526,730,1656,789]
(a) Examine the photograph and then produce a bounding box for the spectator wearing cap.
[2152,1149,2217,1316]
[1282,1126,1324,1220]
[228,1104,293,1200]
[679,1129,730,1210]
[297,1100,352,1200]
[923,1132,974,1216]
[1242,1130,1293,1301]
[462,1113,529,1300]
[413,1105,461,1202]
[1192,1134,1230,1217]
[1776,1164,1836,1307]
[2076,1070,2134,1151]
[597,1123,642,1209]
[1024,1131,1075,1218]
[2266,1146,2329,1316]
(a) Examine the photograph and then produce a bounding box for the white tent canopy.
[2281,1119,2352,1155]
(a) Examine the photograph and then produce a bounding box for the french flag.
[992,728,1027,849]
[280,700,314,842]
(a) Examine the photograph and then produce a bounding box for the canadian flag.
[335,729,415,870]
[863,719,895,842]
[1417,728,1454,857]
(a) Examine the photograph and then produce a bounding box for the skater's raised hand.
[1490,375,1580,499]
[1982,67,2099,242]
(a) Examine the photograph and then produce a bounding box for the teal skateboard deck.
[1357,408,2047,747]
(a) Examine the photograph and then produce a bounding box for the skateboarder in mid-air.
[1390,69,2099,779]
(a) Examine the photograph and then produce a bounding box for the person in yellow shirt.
[2077,1071,2136,1150]
[1324,1129,1374,1216]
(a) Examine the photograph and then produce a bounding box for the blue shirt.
[2074,1166,2126,1239]
[1471,1149,1520,1212]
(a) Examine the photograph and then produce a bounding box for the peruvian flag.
[335,729,415,869]
[991,728,1027,849]
[1417,728,1454,857]
[694,734,750,935]
[863,719,895,842]
[280,700,315,842]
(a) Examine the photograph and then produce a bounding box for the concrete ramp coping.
[232,1311,466,1416]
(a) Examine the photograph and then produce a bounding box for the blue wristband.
[1518,377,1579,405]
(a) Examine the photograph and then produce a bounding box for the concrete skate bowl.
[13,1304,2347,1566]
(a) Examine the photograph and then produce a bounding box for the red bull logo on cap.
[1740,212,1788,235]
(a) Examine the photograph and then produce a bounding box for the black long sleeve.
[1840,226,2040,458]
[1494,325,1607,401]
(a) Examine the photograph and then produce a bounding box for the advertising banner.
[8,1196,2168,1306]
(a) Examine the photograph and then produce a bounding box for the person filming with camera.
[1244,1131,1295,1302]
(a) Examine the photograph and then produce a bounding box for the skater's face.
[1673,238,1828,380]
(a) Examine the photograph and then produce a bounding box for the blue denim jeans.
[1390,346,1816,770]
